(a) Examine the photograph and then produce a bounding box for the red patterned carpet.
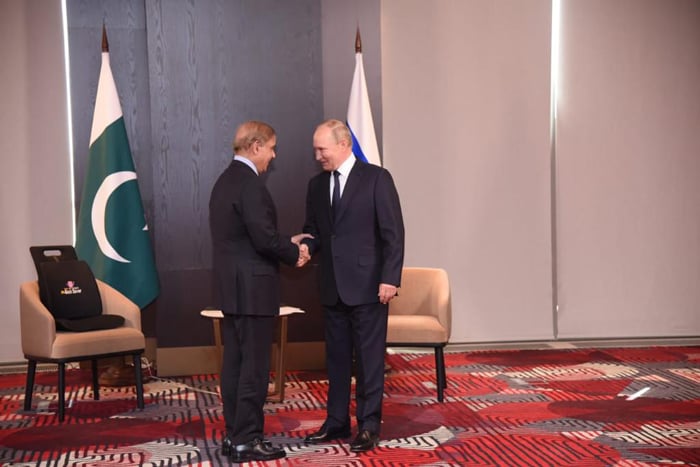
[0,346,698,466]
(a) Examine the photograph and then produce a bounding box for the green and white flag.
[76,31,159,309]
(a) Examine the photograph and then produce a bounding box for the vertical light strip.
[550,0,561,338]
[551,0,561,123]
[61,0,76,245]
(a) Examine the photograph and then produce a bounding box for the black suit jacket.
[303,160,405,306]
[209,160,298,316]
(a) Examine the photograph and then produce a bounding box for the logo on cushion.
[60,281,83,295]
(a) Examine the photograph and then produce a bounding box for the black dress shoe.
[231,438,286,462]
[221,435,233,457]
[349,430,379,452]
[221,435,275,457]
[304,426,351,444]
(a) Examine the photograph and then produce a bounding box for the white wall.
[381,0,555,343]
[381,0,700,343]
[0,0,73,362]
[555,0,700,338]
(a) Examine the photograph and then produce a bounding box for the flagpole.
[100,24,130,387]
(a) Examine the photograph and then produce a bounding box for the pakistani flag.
[75,28,159,309]
[347,27,381,167]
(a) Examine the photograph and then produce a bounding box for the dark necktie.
[332,170,341,221]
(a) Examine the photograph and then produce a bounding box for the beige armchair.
[386,267,451,402]
[19,280,146,421]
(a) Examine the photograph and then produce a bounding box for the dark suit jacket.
[209,160,298,316]
[303,159,405,306]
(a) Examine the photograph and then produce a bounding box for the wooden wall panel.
[67,0,325,348]
[145,0,323,347]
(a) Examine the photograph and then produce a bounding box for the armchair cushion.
[55,314,125,332]
[37,260,123,332]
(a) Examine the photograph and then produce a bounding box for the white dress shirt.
[330,154,356,202]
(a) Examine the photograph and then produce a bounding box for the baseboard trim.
[444,336,700,352]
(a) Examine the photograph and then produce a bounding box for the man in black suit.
[302,119,405,452]
[209,121,310,462]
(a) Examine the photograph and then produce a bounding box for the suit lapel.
[323,171,333,223]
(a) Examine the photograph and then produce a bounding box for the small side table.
[200,307,304,402]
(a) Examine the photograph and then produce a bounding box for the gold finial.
[355,26,362,53]
[102,23,109,52]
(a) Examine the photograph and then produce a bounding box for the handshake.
[291,233,313,268]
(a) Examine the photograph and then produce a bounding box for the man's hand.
[378,283,398,304]
[296,243,311,267]
[291,233,313,245]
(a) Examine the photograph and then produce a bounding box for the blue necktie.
[332,170,341,221]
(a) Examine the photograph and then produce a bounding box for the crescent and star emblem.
[91,171,148,263]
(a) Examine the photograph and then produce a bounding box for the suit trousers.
[323,300,388,435]
[221,314,275,444]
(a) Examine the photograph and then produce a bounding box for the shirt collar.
[234,155,258,175]
[335,154,356,178]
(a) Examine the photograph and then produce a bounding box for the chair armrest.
[19,281,56,357]
[435,292,452,341]
[432,269,452,340]
[428,268,452,340]
[96,280,142,331]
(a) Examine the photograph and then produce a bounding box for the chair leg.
[58,362,66,422]
[91,359,100,401]
[24,360,37,411]
[133,353,144,410]
[439,347,447,389]
[434,346,446,403]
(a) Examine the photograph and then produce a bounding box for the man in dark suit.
[302,119,405,452]
[209,121,310,462]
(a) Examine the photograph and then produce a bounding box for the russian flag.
[347,28,381,167]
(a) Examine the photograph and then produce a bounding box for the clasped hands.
[291,233,313,267]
